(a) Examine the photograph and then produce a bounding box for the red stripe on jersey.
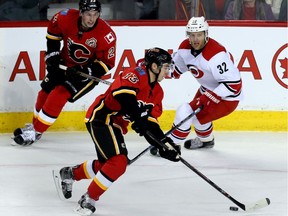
[222,80,242,95]
[202,38,226,61]
[178,38,191,49]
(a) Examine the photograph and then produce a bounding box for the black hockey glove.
[158,137,181,162]
[131,113,149,136]
[45,51,60,74]
[65,65,91,82]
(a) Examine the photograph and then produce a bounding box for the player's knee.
[107,154,128,178]
[98,155,128,183]
[177,103,193,117]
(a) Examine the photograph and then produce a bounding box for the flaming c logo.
[272,43,288,89]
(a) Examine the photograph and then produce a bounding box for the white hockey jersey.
[173,38,243,101]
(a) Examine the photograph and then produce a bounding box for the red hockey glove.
[172,70,181,79]
[191,90,221,114]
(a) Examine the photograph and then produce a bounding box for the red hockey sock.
[33,90,49,124]
[34,86,70,133]
[88,155,128,200]
[35,89,49,113]
[73,160,104,181]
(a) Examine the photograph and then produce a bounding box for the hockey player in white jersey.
[152,16,243,154]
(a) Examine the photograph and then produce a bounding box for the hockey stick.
[59,65,112,86]
[128,106,202,165]
[145,130,271,212]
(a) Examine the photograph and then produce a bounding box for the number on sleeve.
[217,62,228,74]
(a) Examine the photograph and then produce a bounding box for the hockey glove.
[171,70,181,79]
[66,60,108,83]
[191,90,221,114]
[66,65,92,82]
[45,51,60,74]
[131,114,149,136]
[158,137,181,162]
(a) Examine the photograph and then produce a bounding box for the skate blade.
[10,136,28,147]
[10,140,18,146]
[52,170,66,201]
[10,136,20,146]
[74,205,93,216]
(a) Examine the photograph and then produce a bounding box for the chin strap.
[147,64,163,83]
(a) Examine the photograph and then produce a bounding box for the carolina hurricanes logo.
[187,64,204,78]
[67,38,91,64]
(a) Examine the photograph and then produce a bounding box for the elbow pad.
[114,92,140,119]
[46,38,61,53]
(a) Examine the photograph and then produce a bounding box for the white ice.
[0,131,287,216]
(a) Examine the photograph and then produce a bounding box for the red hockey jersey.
[85,62,163,134]
[47,9,116,68]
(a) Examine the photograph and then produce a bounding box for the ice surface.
[0,131,287,216]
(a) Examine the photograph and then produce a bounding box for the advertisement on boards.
[1,25,287,113]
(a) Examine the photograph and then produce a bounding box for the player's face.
[187,31,206,50]
[157,63,171,82]
[81,10,100,29]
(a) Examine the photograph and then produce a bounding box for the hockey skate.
[75,192,96,216]
[13,129,42,146]
[60,167,74,199]
[184,137,214,150]
[12,124,42,146]
[52,167,75,200]
[13,123,34,137]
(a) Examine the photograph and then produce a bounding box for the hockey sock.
[33,90,49,124]
[73,160,104,180]
[169,103,194,143]
[88,154,127,200]
[34,86,70,133]
[194,123,214,142]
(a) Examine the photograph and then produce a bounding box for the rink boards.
[0,21,287,132]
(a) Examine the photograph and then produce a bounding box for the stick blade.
[245,198,271,211]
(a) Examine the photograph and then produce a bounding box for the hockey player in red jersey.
[57,48,181,215]
[12,0,116,146]
[152,16,242,154]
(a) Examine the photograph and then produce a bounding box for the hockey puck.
[150,147,158,156]
[229,206,239,211]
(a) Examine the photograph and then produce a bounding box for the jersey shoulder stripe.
[178,39,191,50]
[202,38,226,61]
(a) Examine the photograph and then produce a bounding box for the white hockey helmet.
[186,16,209,42]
